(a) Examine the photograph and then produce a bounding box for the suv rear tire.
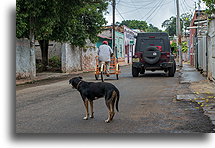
[132,67,140,77]
[168,62,176,77]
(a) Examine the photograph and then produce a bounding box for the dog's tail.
[115,89,120,112]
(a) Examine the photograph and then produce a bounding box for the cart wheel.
[100,64,104,82]
[101,72,104,82]
[116,74,119,80]
[116,64,119,80]
[95,74,99,80]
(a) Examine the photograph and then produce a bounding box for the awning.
[97,35,112,40]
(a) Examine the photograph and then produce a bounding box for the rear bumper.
[160,62,174,68]
[132,62,173,69]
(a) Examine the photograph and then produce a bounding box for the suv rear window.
[138,38,165,52]
[135,33,171,52]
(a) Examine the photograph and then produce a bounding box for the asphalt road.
[16,65,214,133]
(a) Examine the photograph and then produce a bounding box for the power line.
[116,7,126,20]
[139,0,162,20]
[145,0,164,22]
[184,0,195,9]
[147,0,173,23]
[180,0,187,13]
[117,0,158,10]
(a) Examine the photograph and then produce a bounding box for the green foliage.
[171,41,188,53]
[181,41,188,53]
[162,16,177,36]
[120,20,148,31]
[49,56,61,69]
[118,20,162,32]
[181,13,192,30]
[162,12,192,36]
[146,24,162,32]
[202,0,215,14]
[16,0,108,47]
[171,41,177,53]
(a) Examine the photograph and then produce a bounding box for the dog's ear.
[79,76,83,79]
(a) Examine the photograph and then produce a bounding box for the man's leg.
[105,61,110,76]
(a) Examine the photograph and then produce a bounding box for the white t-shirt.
[98,44,113,62]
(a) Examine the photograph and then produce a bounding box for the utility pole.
[176,0,183,67]
[112,0,116,57]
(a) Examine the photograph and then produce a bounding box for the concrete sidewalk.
[16,71,82,85]
[177,63,215,130]
[16,62,129,85]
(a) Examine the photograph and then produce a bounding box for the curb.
[16,71,83,86]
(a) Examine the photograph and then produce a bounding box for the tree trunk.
[39,40,49,71]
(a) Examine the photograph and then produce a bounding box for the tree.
[170,41,177,54]
[16,0,108,70]
[181,12,192,34]
[202,0,215,14]
[120,20,148,31]
[162,13,192,37]
[171,41,188,53]
[161,16,177,36]
[146,24,162,32]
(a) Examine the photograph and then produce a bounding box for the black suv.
[132,32,176,77]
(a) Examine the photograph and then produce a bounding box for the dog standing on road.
[69,77,120,123]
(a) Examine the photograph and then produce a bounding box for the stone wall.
[16,38,36,79]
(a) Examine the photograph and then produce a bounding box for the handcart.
[95,56,120,82]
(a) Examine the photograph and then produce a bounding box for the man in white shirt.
[98,41,113,76]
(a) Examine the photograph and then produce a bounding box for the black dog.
[69,77,120,123]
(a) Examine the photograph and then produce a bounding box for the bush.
[48,56,61,72]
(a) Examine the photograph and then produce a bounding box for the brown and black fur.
[69,77,120,123]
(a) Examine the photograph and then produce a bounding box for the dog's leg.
[105,101,111,123]
[110,91,117,121]
[83,100,89,120]
[89,101,94,118]
[110,99,115,121]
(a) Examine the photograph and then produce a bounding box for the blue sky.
[105,0,206,30]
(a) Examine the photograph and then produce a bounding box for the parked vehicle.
[132,32,176,77]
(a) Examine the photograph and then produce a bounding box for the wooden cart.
[95,56,120,82]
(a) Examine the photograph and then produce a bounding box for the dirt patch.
[190,80,215,95]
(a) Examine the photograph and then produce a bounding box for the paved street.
[16,65,214,133]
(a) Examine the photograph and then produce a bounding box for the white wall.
[61,43,82,73]
[208,18,215,81]
[61,41,97,73]
[16,38,36,79]
[35,41,62,60]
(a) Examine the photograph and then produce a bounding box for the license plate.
[132,58,139,62]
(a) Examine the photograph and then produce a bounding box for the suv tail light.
[166,52,170,58]
[133,54,138,58]
[161,52,170,62]
[155,46,162,51]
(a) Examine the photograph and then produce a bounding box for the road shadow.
[139,72,168,77]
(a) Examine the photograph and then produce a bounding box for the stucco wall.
[35,41,62,60]
[61,43,82,73]
[61,41,97,73]
[208,18,215,81]
[16,38,36,79]
[82,42,97,71]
